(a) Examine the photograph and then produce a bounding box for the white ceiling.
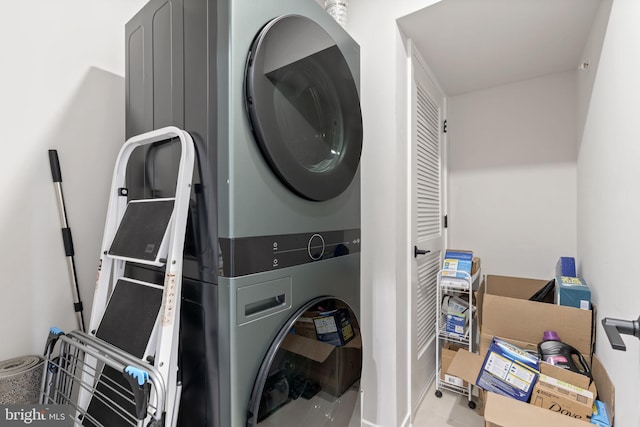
[398,0,603,95]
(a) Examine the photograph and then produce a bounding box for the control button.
[308,233,325,261]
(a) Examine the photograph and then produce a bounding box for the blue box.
[442,250,473,278]
[442,294,470,337]
[441,250,473,288]
[555,276,591,310]
[445,313,467,336]
[556,257,576,277]
[591,400,611,426]
[312,308,354,347]
[476,337,540,402]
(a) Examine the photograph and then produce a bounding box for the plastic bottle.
[538,331,591,377]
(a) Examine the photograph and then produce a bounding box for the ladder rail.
[81,126,195,427]
[90,126,195,333]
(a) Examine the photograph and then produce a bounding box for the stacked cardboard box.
[446,275,615,426]
[281,332,362,397]
[285,307,361,397]
[440,342,468,388]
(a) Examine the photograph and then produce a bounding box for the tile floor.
[254,380,484,426]
[413,382,484,427]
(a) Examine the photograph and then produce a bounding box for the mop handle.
[48,150,86,332]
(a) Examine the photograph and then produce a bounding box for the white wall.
[578,0,640,425]
[577,0,613,146]
[0,0,148,361]
[345,1,440,425]
[448,72,578,279]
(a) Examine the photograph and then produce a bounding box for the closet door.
[409,50,446,419]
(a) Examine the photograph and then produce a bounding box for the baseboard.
[361,412,411,427]
[400,412,411,427]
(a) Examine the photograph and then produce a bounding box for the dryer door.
[247,297,361,426]
[245,15,363,201]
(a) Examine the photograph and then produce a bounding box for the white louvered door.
[410,52,446,419]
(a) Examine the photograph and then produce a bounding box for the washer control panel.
[307,234,325,261]
[219,229,361,277]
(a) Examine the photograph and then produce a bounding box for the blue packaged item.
[312,308,354,347]
[556,257,577,277]
[445,313,466,337]
[591,400,611,426]
[442,294,470,337]
[441,250,473,287]
[476,337,540,402]
[555,276,591,310]
[442,250,473,278]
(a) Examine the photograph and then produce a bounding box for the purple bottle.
[538,331,591,377]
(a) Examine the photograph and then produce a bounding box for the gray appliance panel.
[217,253,360,427]
[218,0,362,239]
[219,228,361,277]
[125,2,362,427]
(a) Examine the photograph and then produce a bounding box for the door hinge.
[443,119,448,133]
[444,215,448,228]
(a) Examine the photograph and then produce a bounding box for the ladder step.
[95,279,163,358]
[108,198,175,266]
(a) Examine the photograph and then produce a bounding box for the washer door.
[247,297,361,426]
[245,15,363,201]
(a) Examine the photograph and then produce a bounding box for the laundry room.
[0,0,638,426]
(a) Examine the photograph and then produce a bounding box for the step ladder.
[40,126,195,427]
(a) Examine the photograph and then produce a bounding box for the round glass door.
[245,15,363,201]
[247,297,361,427]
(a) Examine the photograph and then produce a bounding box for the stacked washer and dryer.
[124,0,363,426]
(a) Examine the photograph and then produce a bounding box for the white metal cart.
[434,268,480,409]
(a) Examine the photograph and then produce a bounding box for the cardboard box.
[447,347,615,426]
[477,337,539,402]
[293,316,318,339]
[440,343,468,388]
[556,276,591,310]
[447,275,614,426]
[531,373,594,421]
[480,275,595,360]
[281,332,362,397]
[472,257,481,276]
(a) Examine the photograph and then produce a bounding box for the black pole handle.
[49,149,63,183]
[414,246,430,258]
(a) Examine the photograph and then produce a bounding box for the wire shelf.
[40,329,165,427]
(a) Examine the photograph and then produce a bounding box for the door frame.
[404,39,450,421]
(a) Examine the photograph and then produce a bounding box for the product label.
[484,352,512,381]
[560,276,583,286]
[444,374,464,387]
[314,316,338,334]
[506,364,536,392]
[545,355,569,365]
